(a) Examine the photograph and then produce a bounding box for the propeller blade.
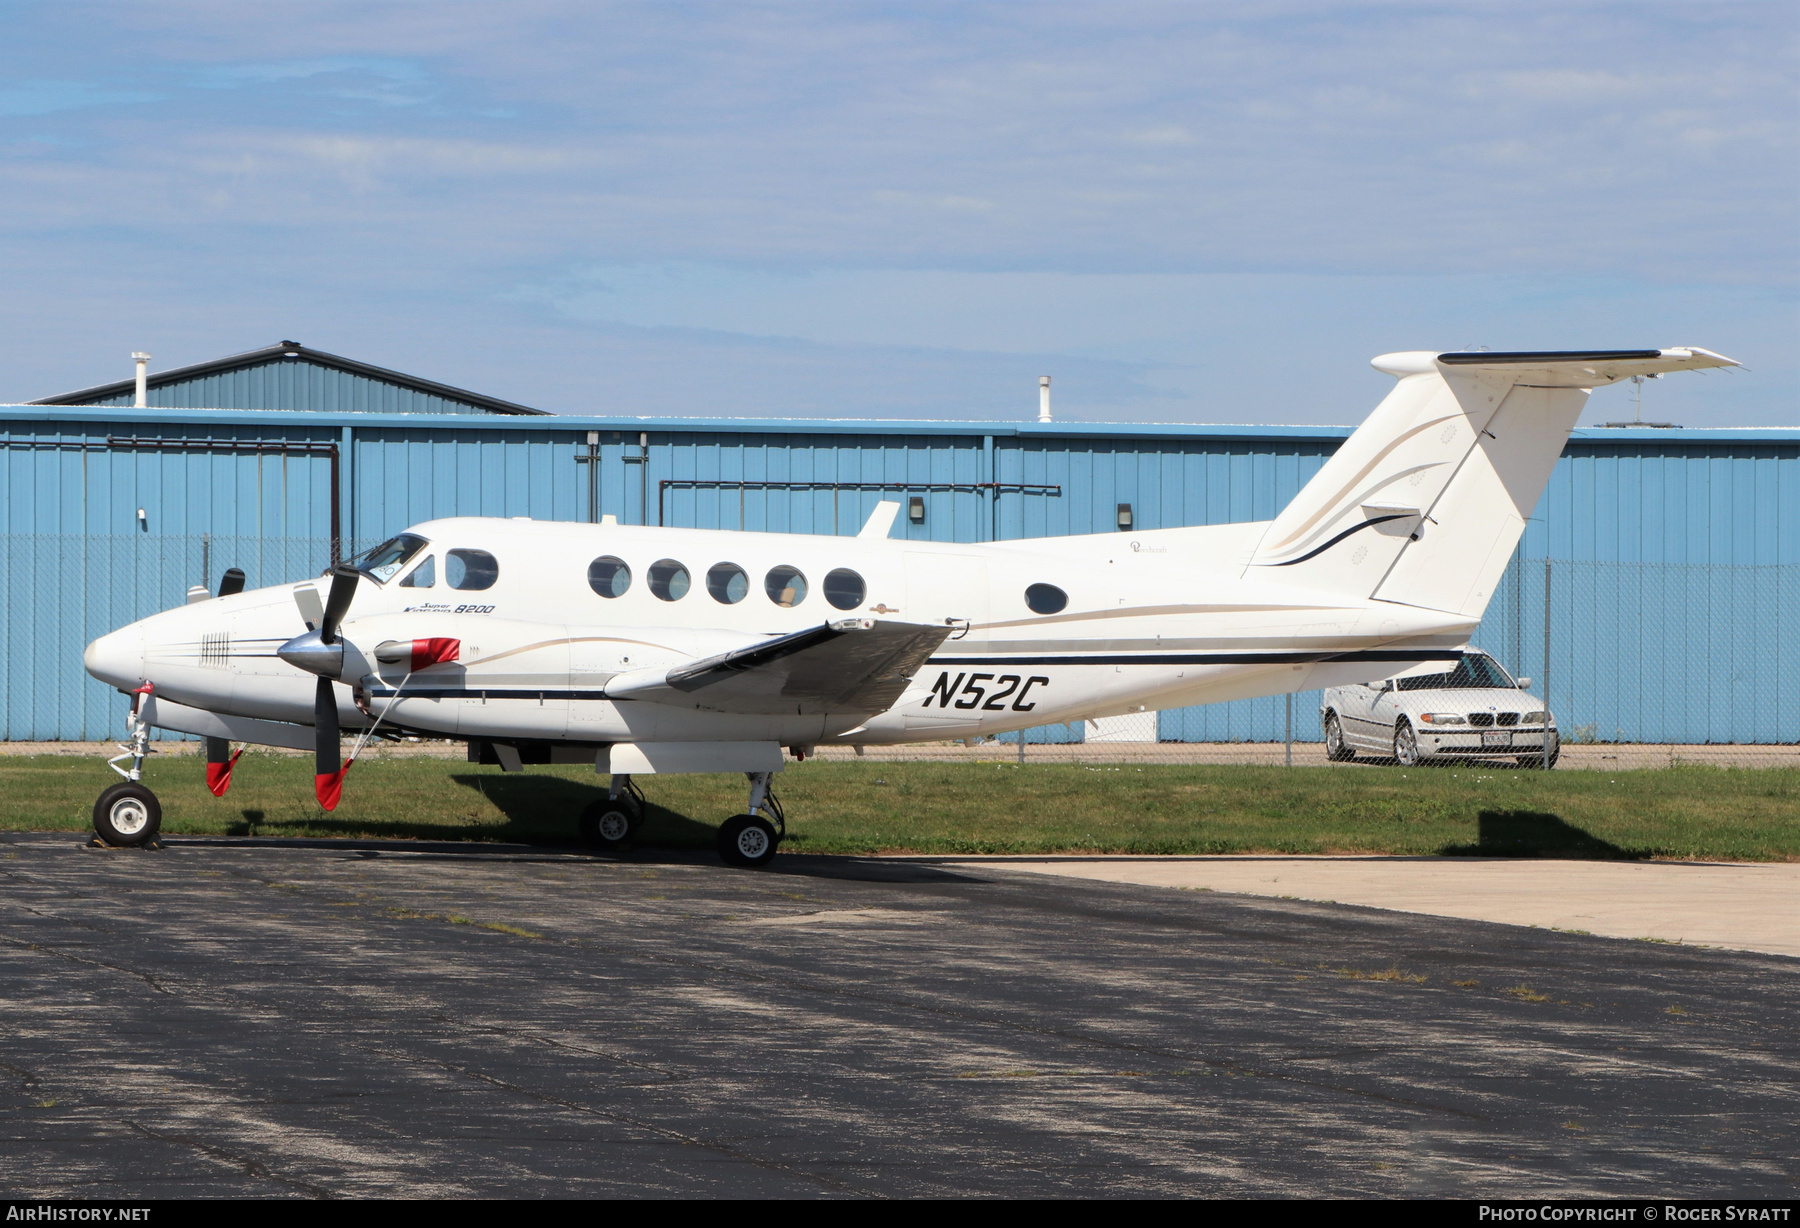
[293,583,325,632]
[319,567,360,645]
[205,736,243,798]
[218,568,246,597]
[314,676,348,810]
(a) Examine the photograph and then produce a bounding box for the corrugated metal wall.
[65,356,515,416]
[3,406,1795,741]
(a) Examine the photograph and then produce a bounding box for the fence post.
[1542,559,1552,771]
[1284,693,1293,766]
[1017,728,1025,765]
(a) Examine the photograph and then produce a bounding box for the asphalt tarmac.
[1,832,1794,1198]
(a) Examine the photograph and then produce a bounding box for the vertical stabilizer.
[1246,347,1736,622]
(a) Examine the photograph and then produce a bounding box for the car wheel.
[1323,712,1354,761]
[1393,720,1422,767]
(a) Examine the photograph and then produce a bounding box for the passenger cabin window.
[707,562,748,604]
[1025,583,1068,615]
[445,549,499,591]
[823,568,865,611]
[648,559,691,601]
[351,533,427,584]
[399,556,436,588]
[765,565,807,608]
[588,556,631,598]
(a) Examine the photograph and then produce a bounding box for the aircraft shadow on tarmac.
[1442,809,1646,859]
[215,774,977,883]
[224,774,713,849]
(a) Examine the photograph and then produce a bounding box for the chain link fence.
[3,537,1794,769]
[1,535,338,742]
[842,558,1800,769]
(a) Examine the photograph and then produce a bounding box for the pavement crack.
[123,1119,339,1198]
[0,931,179,996]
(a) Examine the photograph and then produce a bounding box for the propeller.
[319,566,360,644]
[307,567,359,810]
[280,567,360,679]
[314,675,348,810]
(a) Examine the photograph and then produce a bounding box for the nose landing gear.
[93,688,162,848]
[717,772,783,868]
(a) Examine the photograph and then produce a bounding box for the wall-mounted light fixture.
[1117,503,1133,531]
[908,496,926,525]
[136,508,148,532]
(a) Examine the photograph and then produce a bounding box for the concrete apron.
[935,856,1800,960]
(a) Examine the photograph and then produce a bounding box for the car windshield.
[1396,653,1515,691]
[348,533,428,584]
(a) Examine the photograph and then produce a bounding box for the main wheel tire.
[93,783,161,847]
[1323,712,1354,761]
[717,814,780,868]
[1393,721,1422,767]
[579,798,638,852]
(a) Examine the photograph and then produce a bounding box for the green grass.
[6,752,1797,861]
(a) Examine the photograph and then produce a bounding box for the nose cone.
[85,624,146,691]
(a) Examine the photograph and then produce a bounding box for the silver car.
[1321,650,1559,768]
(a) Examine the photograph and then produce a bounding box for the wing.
[605,618,951,715]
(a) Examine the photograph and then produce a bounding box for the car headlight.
[1417,713,1466,725]
[1522,711,1549,724]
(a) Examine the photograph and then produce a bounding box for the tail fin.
[1246,348,1736,619]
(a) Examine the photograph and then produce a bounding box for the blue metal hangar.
[4,341,1796,744]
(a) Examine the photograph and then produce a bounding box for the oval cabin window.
[648,559,691,601]
[764,565,808,608]
[823,568,865,611]
[445,549,499,592]
[588,556,631,599]
[1025,583,1067,614]
[707,562,749,604]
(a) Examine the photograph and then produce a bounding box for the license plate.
[1482,731,1513,747]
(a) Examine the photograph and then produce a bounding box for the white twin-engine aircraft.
[84,347,1733,865]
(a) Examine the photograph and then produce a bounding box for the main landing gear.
[717,772,783,869]
[580,774,647,853]
[93,689,162,848]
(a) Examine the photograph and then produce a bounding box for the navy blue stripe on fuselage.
[925,649,1461,667]
[1258,514,1414,567]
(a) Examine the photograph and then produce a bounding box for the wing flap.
[606,619,952,715]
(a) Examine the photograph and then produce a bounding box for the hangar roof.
[28,341,549,416]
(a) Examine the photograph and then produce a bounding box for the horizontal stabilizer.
[606,618,951,715]
[1373,347,1737,388]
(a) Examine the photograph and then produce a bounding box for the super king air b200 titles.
[84,347,1735,866]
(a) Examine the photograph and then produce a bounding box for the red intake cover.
[410,637,461,671]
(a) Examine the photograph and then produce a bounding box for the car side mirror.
[1368,680,1390,692]
[1516,677,1532,690]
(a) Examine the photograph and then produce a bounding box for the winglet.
[858,501,902,539]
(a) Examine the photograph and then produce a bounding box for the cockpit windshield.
[1395,653,1516,691]
[349,533,428,584]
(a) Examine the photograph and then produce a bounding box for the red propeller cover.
[206,747,245,798]
[316,760,353,811]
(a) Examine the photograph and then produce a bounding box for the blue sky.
[0,1,1793,426]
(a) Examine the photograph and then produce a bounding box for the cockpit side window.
[350,534,428,584]
[446,549,499,591]
[399,556,436,588]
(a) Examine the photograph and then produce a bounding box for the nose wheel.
[94,691,162,848]
[717,772,784,868]
[93,783,162,847]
